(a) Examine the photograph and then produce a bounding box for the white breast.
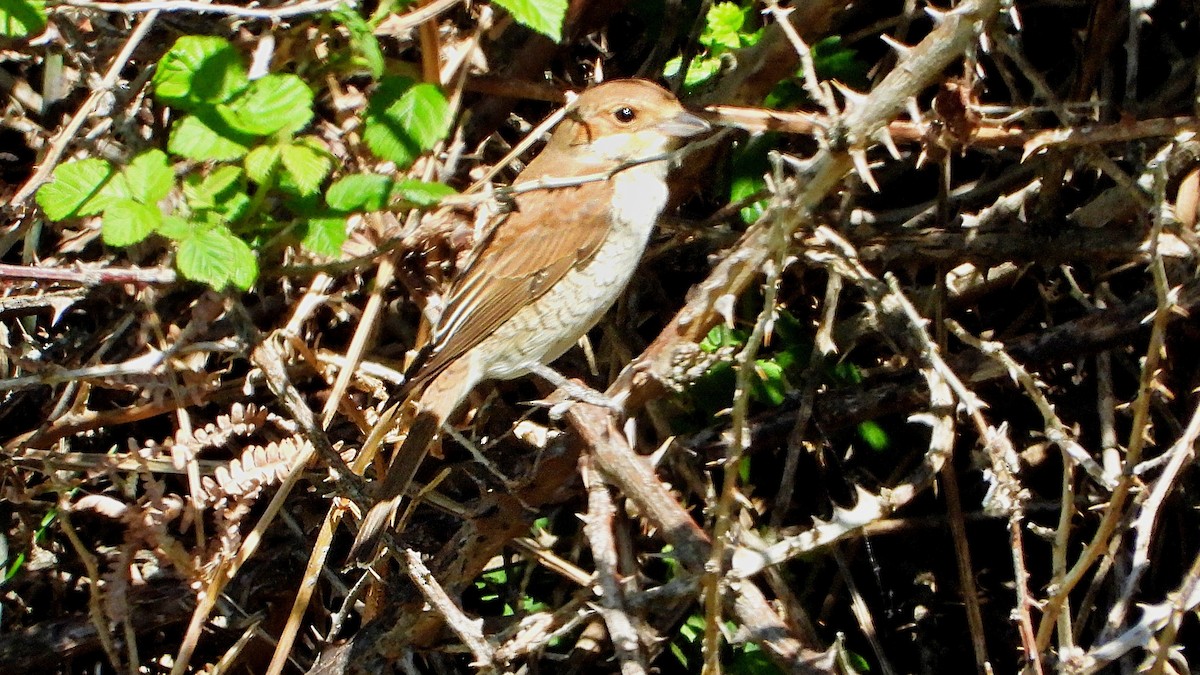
[476,160,670,381]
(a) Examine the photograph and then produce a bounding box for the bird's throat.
[609,161,671,240]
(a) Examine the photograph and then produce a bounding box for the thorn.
[853,484,879,507]
[850,148,880,192]
[879,34,912,59]
[714,293,737,328]
[1007,4,1023,31]
[924,5,947,25]
[830,504,864,527]
[779,152,817,174]
[915,148,930,170]
[978,31,993,54]
[906,97,924,125]
[832,81,867,110]
[874,127,902,160]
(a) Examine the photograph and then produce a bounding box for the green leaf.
[730,133,774,224]
[663,54,723,90]
[0,0,45,38]
[702,2,747,51]
[37,159,118,220]
[321,174,451,213]
[731,172,766,224]
[244,144,283,185]
[857,420,890,452]
[185,165,246,210]
[326,173,393,212]
[156,215,194,240]
[123,149,174,204]
[153,36,248,108]
[279,139,332,196]
[833,361,863,384]
[301,216,348,257]
[363,77,451,167]
[492,0,566,42]
[101,198,162,246]
[279,186,321,216]
[184,166,251,224]
[333,5,384,77]
[391,179,456,207]
[176,226,258,290]
[812,36,868,88]
[752,358,787,406]
[700,323,745,353]
[222,74,314,136]
[168,113,251,161]
[728,641,785,675]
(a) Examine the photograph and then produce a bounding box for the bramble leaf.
[102,199,162,246]
[701,3,748,51]
[123,150,174,204]
[177,225,258,290]
[244,144,282,185]
[279,138,332,196]
[185,165,245,210]
[301,216,348,257]
[37,159,124,220]
[391,179,456,207]
[492,0,566,42]
[156,215,194,241]
[153,36,248,108]
[333,5,384,77]
[363,77,451,167]
[222,74,314,136]
[168,113,252,161]
[326,174,392,212]
[0,0,46,38]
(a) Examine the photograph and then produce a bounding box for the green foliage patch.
[37,35,457,291]
[0,0,45,38]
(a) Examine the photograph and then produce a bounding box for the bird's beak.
[657,110,712,139]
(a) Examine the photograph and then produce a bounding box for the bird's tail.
[345,409,442,565]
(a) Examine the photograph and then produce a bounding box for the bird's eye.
[613,106,637,124]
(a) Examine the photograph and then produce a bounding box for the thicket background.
[3,0,1200,673]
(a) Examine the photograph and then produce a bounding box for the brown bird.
[349,79,710,562]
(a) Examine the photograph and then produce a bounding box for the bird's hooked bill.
[657,110,712,139]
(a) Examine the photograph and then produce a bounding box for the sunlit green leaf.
[168,113,251,161]
[101,199,162,246]
[492,0,567,42]
[222,74,314,136]
[177,225,258,290]
[153,36,248,108]
[156,215,194,241]
[184,165,246,210]
[857,420,890,452]
[301,216,348,258]
[326,174,392,212]
[391,179,456,207]
[36,159,116,220]
[279,138,332,196]
[184,166,250,223]
[363,77,451,167]
[0,0,46,38]
[752,358,787,406]
[123,149,174,204]
[702,2,747,51]
[333,5,384,77]
[244,144,283,185]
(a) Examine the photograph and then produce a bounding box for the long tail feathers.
[345,410,442,565]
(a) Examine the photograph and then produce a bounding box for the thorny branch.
[8,0,1200,673]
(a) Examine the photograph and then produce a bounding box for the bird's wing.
[403,180,611,392]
